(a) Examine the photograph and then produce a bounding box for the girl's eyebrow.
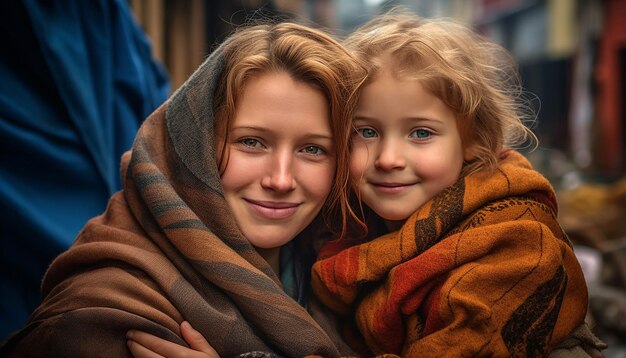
[406,116,444,124]
[353,115,444,124]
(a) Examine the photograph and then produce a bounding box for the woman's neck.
[255,247,280,274]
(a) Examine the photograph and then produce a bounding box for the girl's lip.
[371,182,413,194]
[372,182,408,187]
[245,199,300,220]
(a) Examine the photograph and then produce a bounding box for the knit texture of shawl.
[311,150,589,357]
[0,38,344,358]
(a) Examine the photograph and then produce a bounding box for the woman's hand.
[127,321,219,358]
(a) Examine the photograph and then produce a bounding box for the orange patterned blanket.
[312,150,588,357]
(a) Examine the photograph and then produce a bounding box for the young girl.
[0,22,365,357]
[310,12,591,357]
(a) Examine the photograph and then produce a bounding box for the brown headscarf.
[1,27,349,358]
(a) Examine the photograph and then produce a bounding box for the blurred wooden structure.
[129,0,206,91]
[128,0,300,91]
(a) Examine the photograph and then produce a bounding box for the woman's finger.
[127,329,208,358]
[180,321,219,357]
[127,338,166,358]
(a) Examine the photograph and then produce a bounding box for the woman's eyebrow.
[230,125,266,131]
[232,126,333,140]
[306,134,334,141]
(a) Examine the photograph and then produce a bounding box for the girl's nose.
[374,140,406,171]
[261,149,296,192]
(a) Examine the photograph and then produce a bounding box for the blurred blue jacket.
[0,0,169,340]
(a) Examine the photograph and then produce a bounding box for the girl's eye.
[356,128,377,138]
[302,145,325,155]
[411,129,432,139]
[240,138,263,148]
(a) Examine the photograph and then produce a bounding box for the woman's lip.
[245,199,300,220]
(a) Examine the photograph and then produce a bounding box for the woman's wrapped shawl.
[311,150,589,357]
[1,38,344,357]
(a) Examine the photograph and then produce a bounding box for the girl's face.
[220,71,335,249]
[350,68,468,222]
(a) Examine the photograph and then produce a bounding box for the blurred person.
[0,0,169,341]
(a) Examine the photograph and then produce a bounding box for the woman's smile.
[245,199,301,220]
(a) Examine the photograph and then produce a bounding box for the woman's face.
[220,71,335,249]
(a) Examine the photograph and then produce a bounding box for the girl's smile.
[369,181,417,194]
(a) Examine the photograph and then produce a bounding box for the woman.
[0,22,366,357]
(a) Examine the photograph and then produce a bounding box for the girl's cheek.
[349,149,370,179]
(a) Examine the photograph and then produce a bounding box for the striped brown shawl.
[311,150,589,357]
[1,39,346,357]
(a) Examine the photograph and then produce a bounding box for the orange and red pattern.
[312,150,588,357]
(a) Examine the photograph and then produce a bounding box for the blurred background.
[0,0,624,355]
[129,0,626,354]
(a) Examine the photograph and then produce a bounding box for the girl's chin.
[376,207,414,222]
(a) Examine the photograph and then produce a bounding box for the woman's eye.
[240,138,263,148]
[356,128,377,138]
[302,145,325,155]
[411,129,432,139]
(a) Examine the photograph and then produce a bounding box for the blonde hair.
[213,22,367,237]
[346,11,537,176]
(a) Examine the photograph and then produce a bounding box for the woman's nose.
[374,140,406,171]
[260,149,296,192]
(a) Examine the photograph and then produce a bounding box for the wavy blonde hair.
[345,11,537,176]
[213,22,367,237]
